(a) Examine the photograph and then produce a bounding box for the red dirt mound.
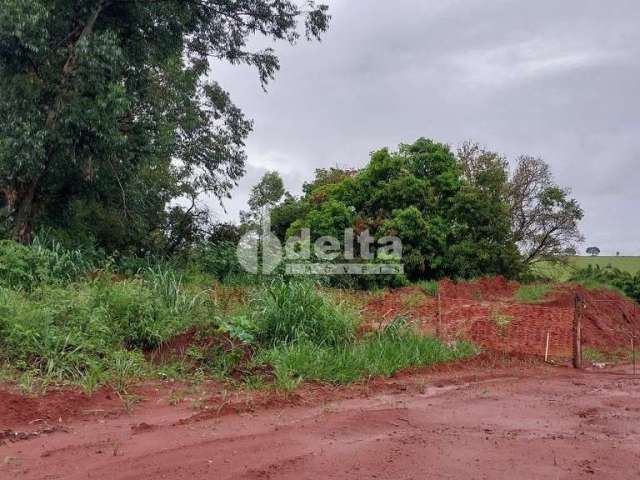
[0,387,123,430]
[147,327,272,380]
[364,279,640,358]
[439,276,519,300]
[545,285,640,352]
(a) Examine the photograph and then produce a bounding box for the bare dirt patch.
[1,362,639,479]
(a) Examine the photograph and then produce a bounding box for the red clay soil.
[2,361,639,479]
[363,278,640,358]
[0,388,125,431]
[438,276,520,300]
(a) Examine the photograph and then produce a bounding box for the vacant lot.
[1,362,638,480]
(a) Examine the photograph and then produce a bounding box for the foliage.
[0,269,213,384]
[586,247,601,256]
[272,138,522,281]
[250,280,356,347]
[258,325,476,387]
[0,239,94,290]
[416,280,439,297]
[570,265,640,302]
[240,171,286,227]
[508,156,583,264]
[191,241,243,281]
[0,0,330,250]
[458,142,583,266]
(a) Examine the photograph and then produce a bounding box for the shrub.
[571,265,640,302]
[191,241,243,281]
[251,280,356,347]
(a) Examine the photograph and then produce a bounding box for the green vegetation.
[250,280,357,347]
[572,256,640,273]
[582,347,634,364]
[0,1,624,402]
[534,256,640,281]
[270,139,523,283]
[258,320,475,388]
[0,1,329,249]
[570,265,640,302]
[0,275,212,389]
[0,241,475,393]
[416,280,439,297]
[514,284,552,303]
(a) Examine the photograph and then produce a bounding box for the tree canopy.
[0,0,329,252]
[458,142,584,265]
[271,138,523,280]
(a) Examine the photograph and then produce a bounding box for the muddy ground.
[1,360,639,480]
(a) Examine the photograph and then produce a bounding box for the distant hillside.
[534,256,640,281]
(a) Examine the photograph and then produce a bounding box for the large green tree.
[0,0,329,250]
[275,138,522,280]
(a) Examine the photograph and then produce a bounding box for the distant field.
[534,256,640,281]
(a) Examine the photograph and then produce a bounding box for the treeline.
[229,138,582,284]
[0,2,583,285]
[1,137,584,286]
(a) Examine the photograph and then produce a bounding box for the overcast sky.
[208,0,640,255]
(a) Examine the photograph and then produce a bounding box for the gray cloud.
[206,0,640,255]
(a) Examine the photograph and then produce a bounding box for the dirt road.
[2,364,639,479]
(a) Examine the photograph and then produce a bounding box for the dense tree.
[457,141,509,199]
[275,138,522,280]
[586,246,601,256]
[0,0,329,251]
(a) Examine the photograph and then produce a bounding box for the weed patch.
[514,284,552,303]
[257,326,476,388]
[251,280,357,347]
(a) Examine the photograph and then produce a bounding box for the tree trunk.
[11,182,38,244]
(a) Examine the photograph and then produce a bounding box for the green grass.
[514,284,552,303]
[257,327,476,388]
[415,280,439,297]
[250,280,357,347]
[0,240,478,394]
[534,256,640,281]
[582,347,634,364]
[0,276,214,389]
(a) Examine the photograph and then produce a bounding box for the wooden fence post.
[573,294,583,369]
[436,291,442,339]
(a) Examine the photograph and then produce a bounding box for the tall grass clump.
[259,319,476,387]
[416,280,439,297]
[144,265,210,316]
[0,275,214,385]
[250,280,356,347]
[0,239,94,291]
